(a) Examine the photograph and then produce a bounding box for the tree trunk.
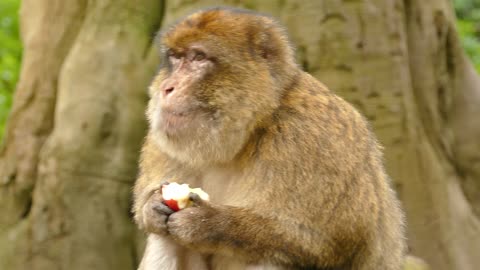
[0,0,163,269]
[1,1,479,270]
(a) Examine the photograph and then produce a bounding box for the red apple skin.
[164,199,180,212]
[161,184,180,212]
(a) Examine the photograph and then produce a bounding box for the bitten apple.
[161,182,209,211]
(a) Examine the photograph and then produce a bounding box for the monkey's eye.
[193,52,206,61]
[167,50,181,60]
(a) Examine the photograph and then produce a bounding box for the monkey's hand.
[140,183,175,235]
[167,193,226,250]
[166,194,315,266]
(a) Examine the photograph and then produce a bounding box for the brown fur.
[133,7,406,270]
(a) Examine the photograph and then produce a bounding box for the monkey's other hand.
[167,193,224,248]
[142,190,175,235]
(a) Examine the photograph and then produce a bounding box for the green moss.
[455,0,480,72]
[0,0,21,139]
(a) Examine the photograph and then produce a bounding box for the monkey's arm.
[132,136,194,231]
[166,193,347,268]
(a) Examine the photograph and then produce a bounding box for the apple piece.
[190,187,210,201]
[161,183,191,211]
[163,199,180,212]
[161,182,209,211]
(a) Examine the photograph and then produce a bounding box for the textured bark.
[0,0,163,269]
[404,256,430,270]
[0,0,479,270]
[0,0,88,268]
[402,1,480,269]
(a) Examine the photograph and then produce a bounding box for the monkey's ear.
[258,32,275,60]
[251,19,289,62]
[251,28,275,60]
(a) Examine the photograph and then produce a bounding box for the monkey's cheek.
[158,115,192,136]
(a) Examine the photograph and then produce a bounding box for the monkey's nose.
[164,87,174,96]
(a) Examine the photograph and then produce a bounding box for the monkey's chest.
[198,167,246,206]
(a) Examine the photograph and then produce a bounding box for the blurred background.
[0,0,20,137]
[0,1,479,270]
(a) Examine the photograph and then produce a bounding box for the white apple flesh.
[161,182,209,211]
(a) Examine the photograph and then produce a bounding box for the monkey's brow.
[188,43,208,52]
[164,47,176,53]
[164,48,185,57]
[190,47,204,53]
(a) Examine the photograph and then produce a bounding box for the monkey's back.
[257,72,406,270]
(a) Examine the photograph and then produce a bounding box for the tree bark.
[0,0,163,269]
[1,1,479,270]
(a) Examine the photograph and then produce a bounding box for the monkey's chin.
[158,113,196,137]
[151,117,249,167]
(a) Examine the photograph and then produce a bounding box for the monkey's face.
[147,9,290,166]
[149,46,216,137]
[148,42,273,166]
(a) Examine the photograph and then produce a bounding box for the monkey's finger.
[153,202,175,215]
[189,192,208,207]
[157,181,171,193]
[157,180,170,190]
[151,181,171,197]
[148,181,170,198]
[160,180,170,186]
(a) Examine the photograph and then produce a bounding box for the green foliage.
[455,0,480,72]
[0,0,21,139]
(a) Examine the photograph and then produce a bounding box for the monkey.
[132,7,406,270]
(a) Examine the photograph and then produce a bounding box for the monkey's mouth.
[158,108,202,136]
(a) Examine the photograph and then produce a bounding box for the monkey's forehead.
[161,8,275,49]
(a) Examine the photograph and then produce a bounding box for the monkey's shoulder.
[275,73,370,140]
[260,73,377,167]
